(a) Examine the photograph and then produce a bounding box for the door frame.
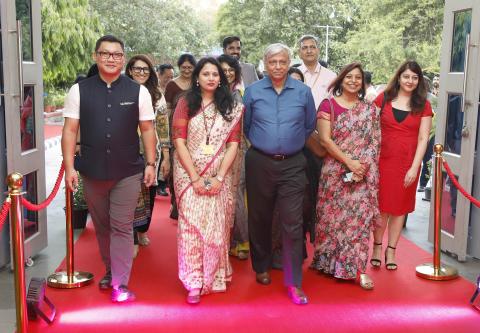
[429,0,480,261]
[2,0,47,263]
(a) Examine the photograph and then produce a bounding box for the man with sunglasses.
[62,35,157,303]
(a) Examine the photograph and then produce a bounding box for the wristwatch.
[215,174,224,183]
[145,161,156,167]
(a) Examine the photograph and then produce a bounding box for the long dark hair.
[328,62,366,99]
[186,57,234,121]
[383,60,427,114]
[126,54,161,107]
[217,54,242,88]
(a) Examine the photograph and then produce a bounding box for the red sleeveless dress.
[375,93,433,215]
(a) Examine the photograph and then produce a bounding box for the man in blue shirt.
[243,43,316,305]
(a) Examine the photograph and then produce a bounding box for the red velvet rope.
[442,159,480,208]
[0,197,11,230]
[21,163,65,211]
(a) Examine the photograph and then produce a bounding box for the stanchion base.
[416,263,458,281]
[47,271,94,289]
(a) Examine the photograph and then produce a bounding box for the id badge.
[202,144,214,155]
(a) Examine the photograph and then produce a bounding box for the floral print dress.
[310,98,381,279]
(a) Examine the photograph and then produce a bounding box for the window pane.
[444,94,463,155]
[15,0,33,61]
[20,85,35,151]
[441,171,457,236]
[450,10,472,72]
[23,171,38,239]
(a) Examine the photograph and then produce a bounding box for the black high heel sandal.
[370,242,382,267]
[385,245,398,270]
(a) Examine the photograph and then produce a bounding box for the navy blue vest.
[76,75,143,180]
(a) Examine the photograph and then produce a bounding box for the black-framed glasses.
[96,51,124,61]
[131,66,150,74]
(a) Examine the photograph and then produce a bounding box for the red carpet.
[27,195,479,333]
[44,124,63,140]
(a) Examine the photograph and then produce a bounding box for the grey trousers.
[246,148,306,287]
[82,172,142,287]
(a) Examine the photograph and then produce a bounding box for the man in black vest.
[62,35,157,302]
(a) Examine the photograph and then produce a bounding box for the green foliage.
[73,173,88,210]
[215,0,444,80]
[89,0,215,63]
[42,0,103,89]
[337,0,444,83]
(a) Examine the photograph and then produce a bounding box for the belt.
[252,147,299,161]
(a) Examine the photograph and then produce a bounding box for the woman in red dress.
[371,61,432,270]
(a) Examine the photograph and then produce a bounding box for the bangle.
[191,177,201,184]
[145,161,155,167]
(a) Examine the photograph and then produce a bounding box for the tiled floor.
[0,128,479,332]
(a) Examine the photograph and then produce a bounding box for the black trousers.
[245,147,307,287]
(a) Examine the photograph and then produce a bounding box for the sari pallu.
[173,102,243,294]
[311,99,381,280]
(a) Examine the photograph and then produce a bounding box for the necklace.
[202,103,217,146]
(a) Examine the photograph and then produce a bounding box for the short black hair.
[288,67,304,82]
[157,63,174,74]
[177,54,197,68]
[364,71,373,85]
[222,36,241,49]
[95,35,125,52]
[217,54,242,87]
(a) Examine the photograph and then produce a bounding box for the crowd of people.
[61,33,433,305]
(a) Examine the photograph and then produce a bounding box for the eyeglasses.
[96,51,124,61]
[180,65,193,71]
[131,66,150,74]
[223,68,235,74]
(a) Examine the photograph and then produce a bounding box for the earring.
[196,81,199,87]
[218,82,221,87]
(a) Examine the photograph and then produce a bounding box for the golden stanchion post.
[7,172,28,333]
[47,186,93,288]
[416,144,458,280]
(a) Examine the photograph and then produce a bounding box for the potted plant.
[70,173,89,229]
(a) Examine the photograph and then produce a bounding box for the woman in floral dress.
[310,62,380,290]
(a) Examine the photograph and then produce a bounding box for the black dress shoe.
[99,271,112,290]
[287,286,308,305]
[157,188,168,196]
[255,272,271,285]
[111,285,136,303]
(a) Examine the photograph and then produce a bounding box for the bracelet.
[145,161,156,167]
[191,177,201,184]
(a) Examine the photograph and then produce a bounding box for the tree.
[89,0,215,63]
[215,0,444,79]
[336,0,444,82]
[42,0,103,89]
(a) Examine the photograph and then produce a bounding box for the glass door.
[430,0,480,261]
[1,0,47,264]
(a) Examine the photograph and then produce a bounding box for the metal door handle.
[15,20,24,103]
[461,34,470,113]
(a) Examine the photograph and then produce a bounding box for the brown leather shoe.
[287,286,308,305]
[255,272,271,285]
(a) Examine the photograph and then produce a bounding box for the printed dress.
[310,98,381,279]
[173,98,242,294]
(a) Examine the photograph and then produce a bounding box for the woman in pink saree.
[173,57,243,304]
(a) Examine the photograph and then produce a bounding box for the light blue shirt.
[243,75,316,155]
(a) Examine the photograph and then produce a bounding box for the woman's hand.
[191,177,205,195]
[206,177,222,195]
[347,159,367,177]
[404,166,418,188]
[160,158,171,178]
